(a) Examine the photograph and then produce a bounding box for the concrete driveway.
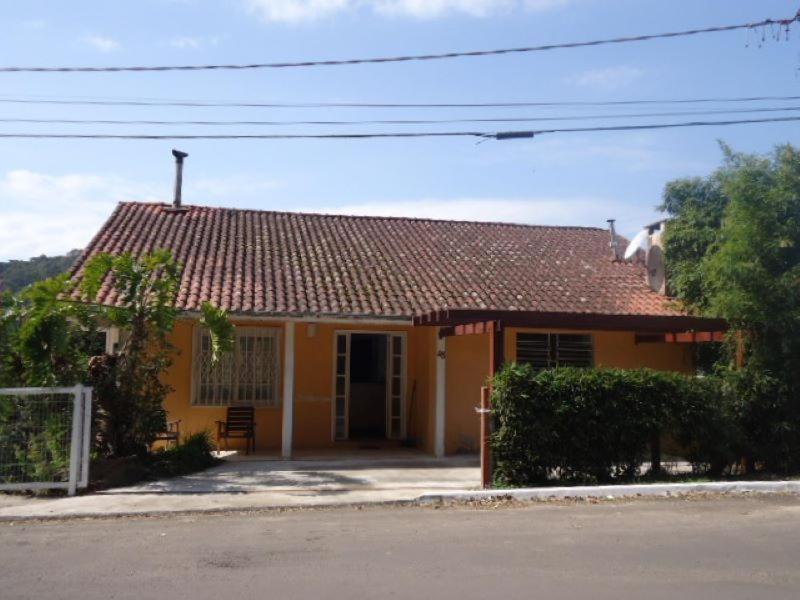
[0,452,480,520]
[104,452,480,495]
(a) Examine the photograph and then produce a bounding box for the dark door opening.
[348,334,387,439]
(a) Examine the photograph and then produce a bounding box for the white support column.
[282,322,296,459]
[434,329,446,458]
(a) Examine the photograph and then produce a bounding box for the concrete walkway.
[0,453,480,520]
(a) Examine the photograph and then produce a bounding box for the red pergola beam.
[414,309,727,333]
[664,331,726,343]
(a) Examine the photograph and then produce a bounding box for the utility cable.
[0,11,797,73]
[2,94,800,110]
[4,105,800,127]
[1,114,799,140]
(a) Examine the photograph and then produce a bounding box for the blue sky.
[1,0,798,259]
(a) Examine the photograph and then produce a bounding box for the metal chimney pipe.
[172,149,189,208]
[607,218,620,261]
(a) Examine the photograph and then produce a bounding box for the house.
[70,198,724,458]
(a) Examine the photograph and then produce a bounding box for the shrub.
[148,431,218,478]
[723,367,800,473]
[491,365,734,486]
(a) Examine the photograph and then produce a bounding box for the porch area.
[102,450,480,495]
[0,450,480,520]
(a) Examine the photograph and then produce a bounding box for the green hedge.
[490,365,738,486]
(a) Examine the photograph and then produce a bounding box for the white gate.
[0,385,92,496]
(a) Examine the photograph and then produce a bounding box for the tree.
[661,144,800,471]
[659,174,728,312]
[0,276,96,387]
[81,250,233,457]
[0,250,81,293]
[1,249,233,465]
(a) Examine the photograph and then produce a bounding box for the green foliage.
[0,276,96,387]
[659,175,728,312]
[0,250,80,293]
[490,365,736,487]
[80,250,233,458]
[148,431,218,478]
[199,302,235,363]
[661,144,800,470]
[81,249,181,340]
[81,251,181,457]
[1,248,231,475]
[722,367,800,473]
[0,396,71,484]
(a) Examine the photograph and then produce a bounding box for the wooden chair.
[153,419,181,449]
[216,407,256,455]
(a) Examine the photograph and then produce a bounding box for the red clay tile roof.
[70,201,686,320]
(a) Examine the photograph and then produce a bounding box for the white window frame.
[191,325,281,408]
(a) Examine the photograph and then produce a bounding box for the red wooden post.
[480,320,505,489]
[479,385,491,489]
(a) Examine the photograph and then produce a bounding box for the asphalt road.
[1,495,799,599]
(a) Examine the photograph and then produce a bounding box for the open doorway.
[348,334,387,439]
[333,331,405,442]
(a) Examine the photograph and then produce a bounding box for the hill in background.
[0,250,82,293]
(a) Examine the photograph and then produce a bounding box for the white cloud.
[170,36,202,49]
[523,0,574,9]
[0,170,283,260]
[0,170,160,260]
[374,0,515,19]
[244,0,580,22]
[303,196,656,235]
[168,35,224,49]
[82,35,120,52]
[245,0,351,23]
[565,65,644,90]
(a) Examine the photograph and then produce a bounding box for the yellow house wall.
[162,319,691,456]
[162,320,284,453]
[161,318,435,453]
[444,334,491,454]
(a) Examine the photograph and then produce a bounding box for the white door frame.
[331,330,408,442]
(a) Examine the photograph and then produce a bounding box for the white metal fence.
[0,385,92,496]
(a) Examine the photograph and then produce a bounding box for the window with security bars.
[193,326,280,407]
[516,333,594,369]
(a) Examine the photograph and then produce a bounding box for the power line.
[503,114,800,137]
[2,94,800,110]
[0,131,483,140]
[1,12,797,73]
[1,114,799,140]
[5,105,800,127]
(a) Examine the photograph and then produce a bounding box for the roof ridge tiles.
[116,200,608,232]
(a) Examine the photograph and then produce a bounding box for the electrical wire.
[4,105,800,127]
[2,94,800,110]
[0,12,797,73]
[1,114,799,140]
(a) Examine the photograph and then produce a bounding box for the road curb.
[417,480,800,504]
[0,498,419,523]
